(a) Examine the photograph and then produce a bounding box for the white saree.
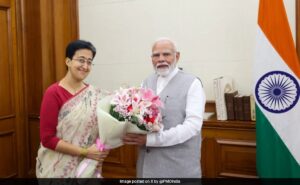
[36,85,100,178]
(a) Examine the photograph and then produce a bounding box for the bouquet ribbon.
[76,138,108,178]
[96,138,109,152]
[76,159,96,178]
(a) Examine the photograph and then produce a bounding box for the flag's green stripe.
[256,106,300,178]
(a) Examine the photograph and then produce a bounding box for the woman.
[36,40,109,178]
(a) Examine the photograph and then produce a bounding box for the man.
[123,38,206,178]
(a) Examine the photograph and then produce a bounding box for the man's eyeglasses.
[151,52,174,60]
[72,57,94,66]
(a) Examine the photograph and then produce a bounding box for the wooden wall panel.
[0,9,13,116]
[0,127,17,178]
[102,145,137,178]
[20,0,79,177]
[21,0,43,115]
[21,0,45,177]
[27,118,40,176]
[201,137,216,177]
[40,0,55,90]
[201,117,257,178]
[216,139,256,178]
[52,0,79,80]
[0,0,28,177]
[0,0,10,7]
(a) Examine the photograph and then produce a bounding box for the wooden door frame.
[13,0,79,177]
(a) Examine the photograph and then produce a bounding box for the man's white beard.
[155,62,176,77]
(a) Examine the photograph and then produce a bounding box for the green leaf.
[130,116,147,131]
[109,105,125,121]
[109,107,148,131]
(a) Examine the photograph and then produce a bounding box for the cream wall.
[79,0,295,100]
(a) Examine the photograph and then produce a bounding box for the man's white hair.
[152,37,178,52]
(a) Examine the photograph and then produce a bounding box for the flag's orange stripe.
[258,0,300,78]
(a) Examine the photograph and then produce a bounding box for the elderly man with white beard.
[123,38,206,178]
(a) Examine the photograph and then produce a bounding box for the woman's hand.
[86,144,110,162]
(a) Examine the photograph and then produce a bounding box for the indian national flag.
[254,0,300,177]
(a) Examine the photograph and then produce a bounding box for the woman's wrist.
[79,147,88,158]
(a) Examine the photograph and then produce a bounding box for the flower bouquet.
[97,87,163,149]
[76,87,163,178]
[111,87,163,132]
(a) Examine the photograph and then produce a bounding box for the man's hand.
[123,133,147,146]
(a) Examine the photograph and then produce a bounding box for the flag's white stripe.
[254,27,300,165]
